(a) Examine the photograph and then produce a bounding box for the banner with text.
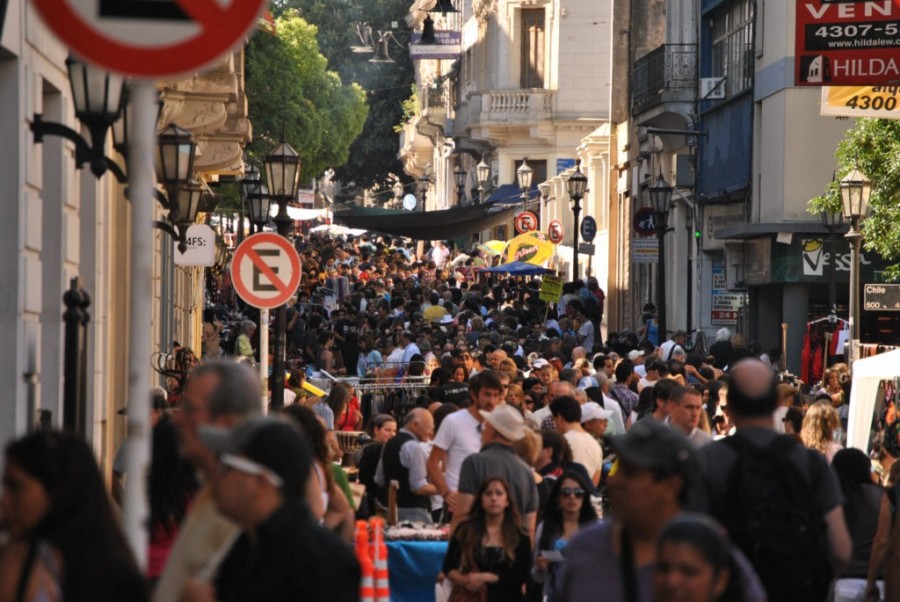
[821,85,900,118]
[796,0,900,86]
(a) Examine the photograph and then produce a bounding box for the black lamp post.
[454,164,468,205]
[821,206,843,317]
[418,173,431,208]
[264,141,301,410]
[154,124,200,252]
[517,158,533,213]
[567,161,588,279]
[839,168,872,365]
[476,157,491,204]
[241,163,264,236]
[31,55,126,181]
[649,174,673,344]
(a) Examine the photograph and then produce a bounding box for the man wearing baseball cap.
[452,404,539,540]
[183,417,359,602]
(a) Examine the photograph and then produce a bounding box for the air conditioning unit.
[699,77,726,100]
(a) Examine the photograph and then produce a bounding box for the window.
[520,8,545,89]
[710,0,753,99]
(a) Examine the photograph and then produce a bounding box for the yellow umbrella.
[503,232,555,265]
[478,240,507,256]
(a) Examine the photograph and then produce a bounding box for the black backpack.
[718,435,832,602]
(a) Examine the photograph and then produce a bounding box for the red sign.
[232,233,302,309]
[547,220,564,244]
[796,0,900,86]
[31,0,266,78]
[633,207,656,237]
[514,211,538,234]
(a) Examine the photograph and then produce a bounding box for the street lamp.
[840,168,872,365]
[154,124,200,252]
[240,163,264,236]
[31,55,127,181]
[821,206,843,319]
[517,158,533,213]
[454,164,468,205]
[246,183,271,231]
[264,140,302,410]
[476,157,491,204]
[567,161,588,280]
[649,174,673,344]
[418,173,431,208]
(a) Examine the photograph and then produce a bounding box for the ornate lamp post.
[821,206,844,316]
[454,164,468,205]
[517,158,533,213]
[264,141,302,409]
[567,161,588,280]
[649,174,673,343]
[476,157,491,204]
[839,168,872,365]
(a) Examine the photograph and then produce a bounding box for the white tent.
[847,348,900,450]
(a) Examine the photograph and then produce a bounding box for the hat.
[199,416,311,499]
[627,350,644,361]
[479,405,526,442]
[440,314,454,324]
[672,330,688,339]
[608,419,700,480]
[532,358,550,369]
[581,401,613,423]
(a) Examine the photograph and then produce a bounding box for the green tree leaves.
[246,15,368,181]
[809,118,900,279]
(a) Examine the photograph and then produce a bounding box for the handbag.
[447,584,488,602]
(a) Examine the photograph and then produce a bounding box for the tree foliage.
[271,0,417,190]
[245,15,368,180]
[809,118,900,279]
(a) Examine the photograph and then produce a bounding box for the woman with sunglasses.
[532,471,598,602]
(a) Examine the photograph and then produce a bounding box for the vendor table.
[386,540,448,602]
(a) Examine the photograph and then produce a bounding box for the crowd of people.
[1,231,899,602]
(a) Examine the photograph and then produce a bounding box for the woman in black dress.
[443,477,531,602]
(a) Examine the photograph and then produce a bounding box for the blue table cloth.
[386,540,448,602]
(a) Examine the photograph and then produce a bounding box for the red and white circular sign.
[514,211,539,235]
[232,233,301,309]
[31,0,267,78]
[547,220,564,244]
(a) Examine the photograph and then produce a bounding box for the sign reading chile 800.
[31,0,267,78]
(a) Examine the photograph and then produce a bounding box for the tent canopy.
[847,348,900,450]
[482,261,552,276]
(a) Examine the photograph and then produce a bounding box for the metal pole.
[656,214,668,345]
[271,204,292,410]
[62,277,90,435]
[123,81,155,568]
[847,221,862,365]
[572,200,580,281]
[828,230,837,313]
[260,308,269,412]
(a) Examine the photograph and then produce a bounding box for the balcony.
[452,89,555,142]
[631,44,697,116]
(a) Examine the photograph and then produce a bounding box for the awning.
[269,206,329,221]
[714,221,849,240]
[333,201,517,240]
[485,184,540,206]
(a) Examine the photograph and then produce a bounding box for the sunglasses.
[219,453,283,489]
[560,487,586,499]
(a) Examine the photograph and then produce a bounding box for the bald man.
[376,408,437,523]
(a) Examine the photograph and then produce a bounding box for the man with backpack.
[698,358,851,602]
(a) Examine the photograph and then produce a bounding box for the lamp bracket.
[32,114,127,183]
[153,220,189,253]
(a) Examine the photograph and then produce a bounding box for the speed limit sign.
[514,211,538,234]
[547,220,564,244]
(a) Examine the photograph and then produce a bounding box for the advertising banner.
[820,85,900,118]
[796,0,900,86]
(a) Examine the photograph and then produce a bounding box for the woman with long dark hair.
[0,431,147,601]
[442,477,531,602]
[147,416,199,585]
[532,471,598,602]
[831,448,885,580]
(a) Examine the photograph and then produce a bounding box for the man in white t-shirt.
[427,371,503,514]
[551,395,603,487]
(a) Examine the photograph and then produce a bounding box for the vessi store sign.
[796,1,900,86]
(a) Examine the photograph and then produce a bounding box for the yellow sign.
[821,86,900,119]
[504,232,555,266]
[539,274,564,303]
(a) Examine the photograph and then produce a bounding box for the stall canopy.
[333,202,516,240]
[847,348,900,450]
[482,261,552,276]
[269,206,329,221]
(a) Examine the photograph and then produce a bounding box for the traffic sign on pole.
[580,216,598,242]
[547,220,564,245]
[515,211,538,234]
[232,233,302,309]
[31,0,267,78]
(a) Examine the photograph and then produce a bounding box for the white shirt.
[402,342,421,364]
[578,321,595,351]
[386,347,405,364]
[602,394,627,436]
[659,340,684,361]
[565,430,603,481]
[432,409,483,492]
